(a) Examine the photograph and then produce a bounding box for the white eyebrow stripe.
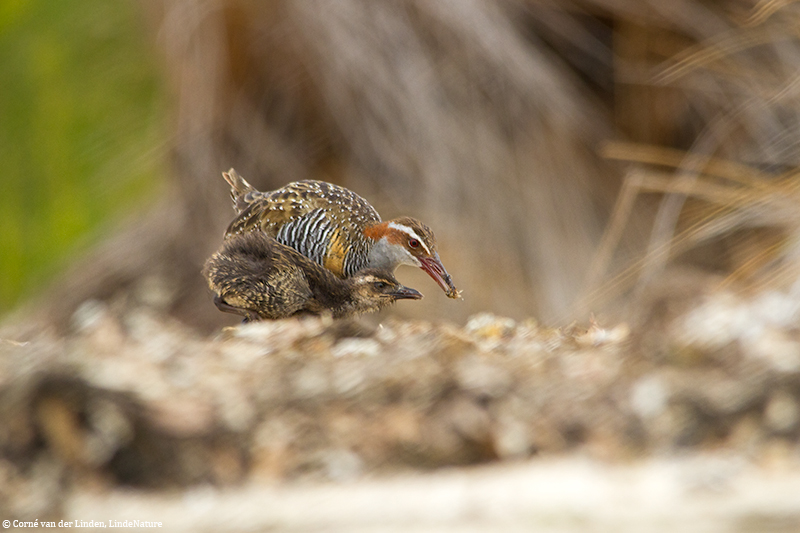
[387,222,431,254]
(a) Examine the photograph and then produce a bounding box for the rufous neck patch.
[363,221,390,241]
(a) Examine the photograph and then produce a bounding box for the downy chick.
[204,231,423,321]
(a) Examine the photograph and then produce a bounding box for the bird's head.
[364,217,460,298]
[348,270,423,313]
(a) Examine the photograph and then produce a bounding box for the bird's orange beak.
[420,253,460,299]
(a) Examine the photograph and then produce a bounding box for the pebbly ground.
[2,286,800,531]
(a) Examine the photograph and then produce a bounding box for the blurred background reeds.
[5,0,800,331]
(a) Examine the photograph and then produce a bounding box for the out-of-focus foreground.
[4,308,800,530]
[4,0,800,530]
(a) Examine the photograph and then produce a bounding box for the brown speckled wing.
[224,180,381,276]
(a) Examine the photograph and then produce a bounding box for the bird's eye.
[408,238,420,249]
[374,282,388,290]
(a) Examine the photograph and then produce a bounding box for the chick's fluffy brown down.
[203,232,422,321]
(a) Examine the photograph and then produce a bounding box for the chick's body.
[204,232,422,321]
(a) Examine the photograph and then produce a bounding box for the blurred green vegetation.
[0,0,167,314]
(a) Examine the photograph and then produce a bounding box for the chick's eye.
[408,238,420,249]
[374,282,388,290]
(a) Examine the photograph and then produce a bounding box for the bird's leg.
[241,311,261,324]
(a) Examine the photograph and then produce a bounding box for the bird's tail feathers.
[222,168,256,212]
[223,168,255,195]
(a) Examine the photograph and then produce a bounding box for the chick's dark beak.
[392,285,423,300]
[419,253,460,299]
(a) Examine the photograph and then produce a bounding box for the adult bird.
[221,169,460,298]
